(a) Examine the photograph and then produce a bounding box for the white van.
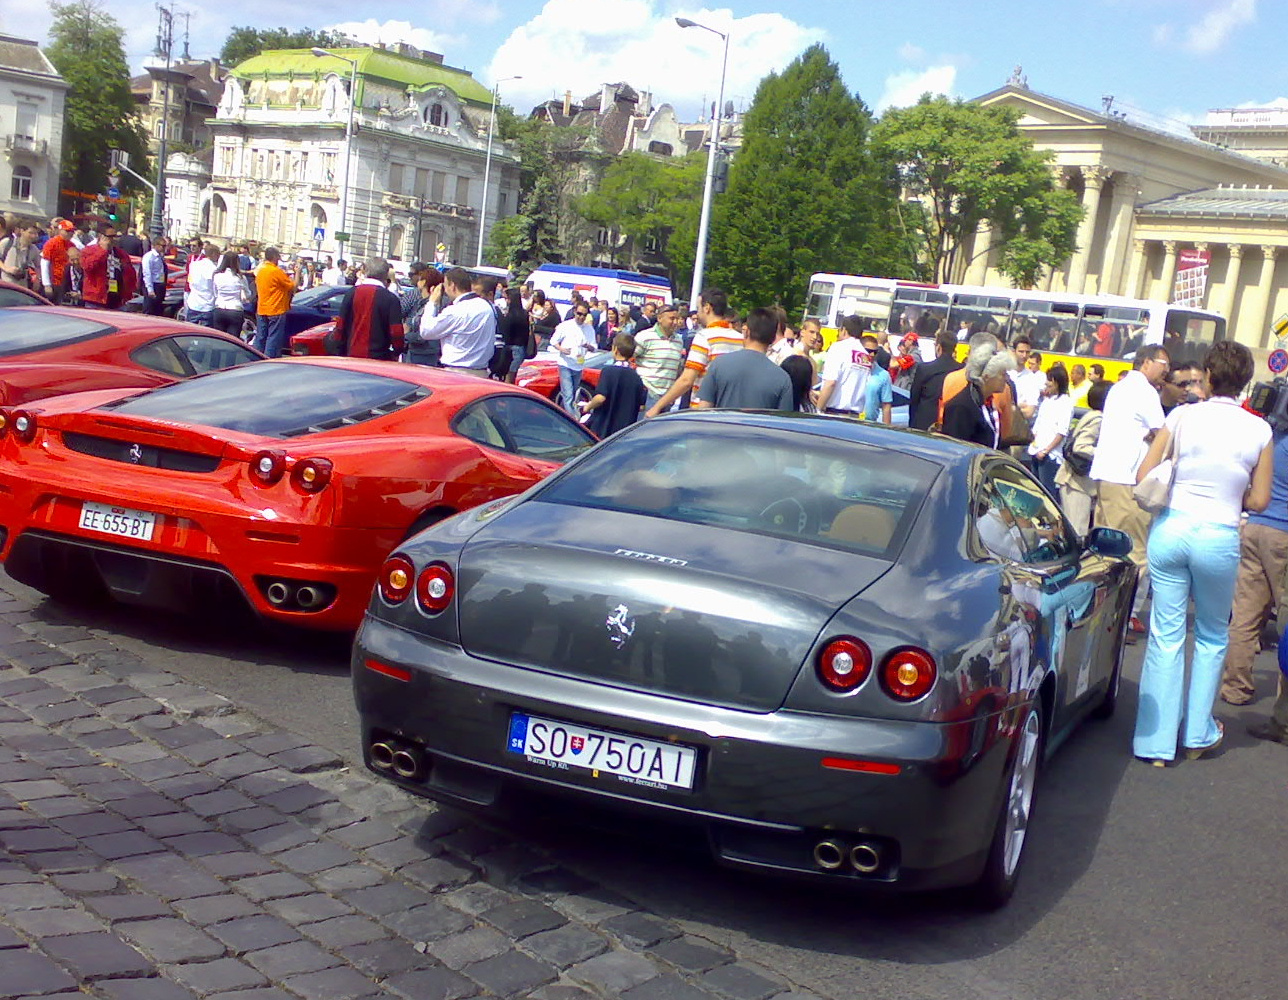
[528,264,672,314]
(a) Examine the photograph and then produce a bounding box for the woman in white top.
[211,252,251,340]
[1025,363,1073,496]
[1132,342,1273,765]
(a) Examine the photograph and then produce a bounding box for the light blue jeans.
[1133,509,1240,760]
[558,365,581,414]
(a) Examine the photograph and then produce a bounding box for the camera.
[1247,377,1288,433]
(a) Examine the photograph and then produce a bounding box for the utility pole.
[149,3,175,240]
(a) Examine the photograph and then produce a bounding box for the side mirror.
[1084,526,1131,559]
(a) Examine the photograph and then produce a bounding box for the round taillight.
[816,637,872,692]
[881,647,937,701]
[12,410,35,443]
[291,458,333,493]
[416,562,454,615]
[0,410,8,437]
[379,555,415,604]
[250,450,286,485]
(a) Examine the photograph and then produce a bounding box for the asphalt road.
[8,578,1288,1000]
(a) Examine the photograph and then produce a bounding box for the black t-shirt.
[587,363,646,438]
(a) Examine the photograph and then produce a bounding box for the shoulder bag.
[1132,410,1184,515]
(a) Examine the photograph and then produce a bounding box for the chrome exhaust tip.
[812,839,846,871]
[849,843,881,874]
[265,581,290,606]
[391,748,420,779]
[296,585,325,609]
[369,741,396,770]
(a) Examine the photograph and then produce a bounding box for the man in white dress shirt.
[412,266,497,377]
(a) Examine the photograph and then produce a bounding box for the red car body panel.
[0,306,259,406]
[0,358,590,630]
[290,321,333,356]
[515,356,606,400]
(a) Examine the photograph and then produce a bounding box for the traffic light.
[107,205,119,223]
[712,152,730,195]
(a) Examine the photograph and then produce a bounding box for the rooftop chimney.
[563,90,571,117]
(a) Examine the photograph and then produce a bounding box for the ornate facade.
[0,33,67,221]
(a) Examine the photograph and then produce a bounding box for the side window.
[170,336,260,375]
[0,289,40,308]
[980,464,1075,563]
[481,395,594,462]
[453,400,508,451]
[130,340,189,378]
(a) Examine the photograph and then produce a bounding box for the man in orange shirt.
[39,219,75,304]
[253,247,296,357]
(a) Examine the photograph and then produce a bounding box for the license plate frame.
[506,712,698,791]
[78,501,158,542]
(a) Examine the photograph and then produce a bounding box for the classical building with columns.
[968,84,1288,349]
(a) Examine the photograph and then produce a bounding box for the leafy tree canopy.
[45,0,149,199]
[707,44,913,311]
[220,26,350,68]
[871,96,1082,287]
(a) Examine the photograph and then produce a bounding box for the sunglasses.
[1170,378,1198,387]
[574,311,589,318]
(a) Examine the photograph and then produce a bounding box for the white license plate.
[78,501,157,541]
[507,713,697,790]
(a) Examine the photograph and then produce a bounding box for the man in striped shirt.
[633,302,685,410]
[645,288,741,417]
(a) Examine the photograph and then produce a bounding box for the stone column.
[1214,244,1245,327]
[1101,174,1138,294]
[1067,166,1109,293]
[1249,246,1283,348]
[1160,240,1180,301]
[965,222,992,285]
[1124,239,1149,299]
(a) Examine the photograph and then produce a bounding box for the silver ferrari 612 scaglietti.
[352,410,1136,907]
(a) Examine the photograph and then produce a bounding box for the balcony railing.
[381,192,475,219]
[4,134,47,157]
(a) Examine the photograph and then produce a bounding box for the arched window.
[209,194,227,236]
[10,166,31,201]
[425,103,447,128]
[387,224,404,259]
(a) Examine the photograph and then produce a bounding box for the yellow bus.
[802,273,1226,378]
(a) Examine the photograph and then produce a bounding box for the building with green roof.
[200,42,518,263]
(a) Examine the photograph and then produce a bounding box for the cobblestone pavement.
[0,591,825,1000]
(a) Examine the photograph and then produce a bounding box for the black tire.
[402,508,454,542]
[973,703,1043,909]
[575,381,594,409]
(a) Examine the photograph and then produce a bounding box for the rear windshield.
[0,308,112,356]
[538,419,939,559]
[102,363,428,438]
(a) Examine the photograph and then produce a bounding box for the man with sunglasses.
[549,301,598,413]
[79,227,136,310]
[1161,363,1204,414]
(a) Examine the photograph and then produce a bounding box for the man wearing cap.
[80,227,137,310]
[40,219,76,304]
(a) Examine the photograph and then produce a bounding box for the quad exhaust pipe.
[296,586,325,610]
[369,741,395,770]
[812,838,883,874]
[812,839,846,870]
[265,581,290,606]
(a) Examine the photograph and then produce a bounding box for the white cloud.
[876,65,957,112]
[324,19,461,57]
[897,42,925,63]
[487,1,825,119]
[1153,0,1256,55]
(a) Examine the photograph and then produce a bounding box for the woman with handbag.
[1132,341,1273,766]
[942,341,1019,448]
[1055,380,1109,536]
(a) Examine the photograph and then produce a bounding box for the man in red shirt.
[328,257,404,360]
[39,218,76,303]
[79,227,137,310]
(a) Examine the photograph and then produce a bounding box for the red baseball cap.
[56,219,74,231]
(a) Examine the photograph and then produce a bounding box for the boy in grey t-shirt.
[694,307,793,411]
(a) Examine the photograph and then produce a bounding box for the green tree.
[219,26,349,68]
[484,213,535,277]
[576,151,705,289]
[45,0,149,199]
[706,44,911,310]
[871,96,1082,287]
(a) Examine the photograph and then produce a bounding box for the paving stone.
[299,915,387,950]
[29,701,98,725]
[197,852,278,880]
[0,808,41,829]
[215,808,288,835]
[0,882,74,910]
[280,967,380,1000]
[310,864,386,894]
[112,794,183,819]
[113,856,226,902]
[137,814,212,839]
[184,790,256,818]
[163,832,244,858]
[261,894,353,925]
[25,796,98,819]
[0,826,77,853]
[151,775,222,800]
[400,855,477,893]
[523,924,610,968]
[550,888,634,926]
[120,758,196,783]
[382,966,477,1000]
[117,918,226,963]
[0,675,51,696]
[207,914,303,954]
[268,746,342,774]
[622,974,721,1000]
[440,883,513,917]
[341,882,425,917]
[465,949,557,995]
[568,949,662,994]
[0,761,47,782]
[529,986,598,1000]
[176,740,243,767]
[101,699,166,722]
[204,754,276,781]
[41,931,155,979]
[514,867,599,897]
[80,684,146,707]
[82,779,155,804]
[229,770,299,799]
[0,779,72,800]
[9,904,107,938]
[244,940,340,978]
[79,729,140,750]
[153,687,232,719]
[200,991,292,1000]
[379,901,473,942]
[51,812,134,838]
[232,872,314,902]
[424,926,511,971]
[6,686,73,708]
[293,802,363,834]
[336,938,435,978]
[96,743,171,766]
[149,724,221,750]
[650,937,735,974]
[95,978,199,1000]
[239,734,308,757]
[1,947,79,995]
[49,765,119,787]
[602,911,681,949]
[327,820,401,851]
[163,957,268,995]
[51,870,120,894]
[258,784,336,815]
[0,924,24,948]
[169,893,260,927]
[482,898,567,939]
[239,823,314,854]
[362,837,439,871]
[84,893,174,923]
[83,831,167,861]
[24,849,100,874]
[695,964,784,1000]
[273,842,359,876]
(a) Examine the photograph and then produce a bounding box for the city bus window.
[892,289,949,339]
[836,282,894,332]
[1012,299,1079,353]
[947,294,1011,342]
[804,279,835,324]
[1076,305,1149,360]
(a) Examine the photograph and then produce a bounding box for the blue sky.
[2,0,1284,127]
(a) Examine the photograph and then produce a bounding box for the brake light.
[881,647,937,701]
[379,555,415,604]
[364,658,412,682]
[250,450,286,485]
[0,410,7,437]
[816,637,872,692]
[291,458,333,493]
[416,562,454,615]
[11,410,36,443]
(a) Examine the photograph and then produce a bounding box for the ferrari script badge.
[128,443,144,464]
[605,603,636,650]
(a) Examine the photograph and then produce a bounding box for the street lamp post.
[476,75,521,267]
[676,17,729,305]
[311,48,359,256]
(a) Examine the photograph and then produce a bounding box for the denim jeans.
[558,365,581,414]
[255,313,288,358]
[1026,455,1060,496]
[1133,509,1240,760]
[186,309,214,329]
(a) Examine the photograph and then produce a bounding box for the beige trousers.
[1096,481,1152,617]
